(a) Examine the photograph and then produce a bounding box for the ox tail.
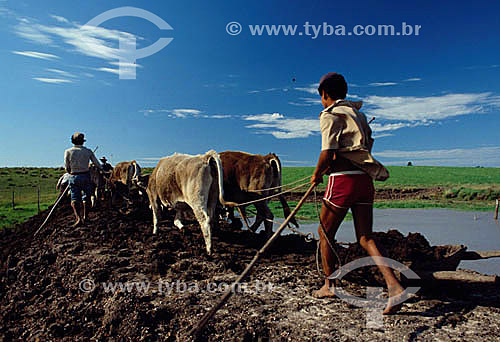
[207,151,239,207]
[268,154,282,190]
[269,154,299,228]
[131,160,142,182]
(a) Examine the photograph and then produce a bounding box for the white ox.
[146,150,237,255]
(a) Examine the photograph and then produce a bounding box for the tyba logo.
[82,7,173,79]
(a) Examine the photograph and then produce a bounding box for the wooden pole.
[34,184,69,236]
[189,183,316,338]
[495,199,499,220]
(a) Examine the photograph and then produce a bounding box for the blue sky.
[1,0,500,167]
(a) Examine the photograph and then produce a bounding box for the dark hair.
[71,136,84,145]
[318,72,348,100]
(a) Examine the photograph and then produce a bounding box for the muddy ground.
[1,199,499,342]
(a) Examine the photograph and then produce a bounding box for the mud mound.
[1,201,499,341]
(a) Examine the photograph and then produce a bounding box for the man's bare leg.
[313,201,348,298]
[351,204,405,314]
[71,201,82,227]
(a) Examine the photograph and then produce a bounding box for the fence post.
[12,190,15,209]
[38,186,41,213]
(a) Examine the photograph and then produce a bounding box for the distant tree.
[407,161,413,166]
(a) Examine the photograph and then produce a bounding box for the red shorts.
[323,171,374,209]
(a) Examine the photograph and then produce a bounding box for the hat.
[318,72,347,97]
[100,157,107,162]
[71,132,86,144]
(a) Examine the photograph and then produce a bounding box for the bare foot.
[383,285,405,315]
[312,284,336,298]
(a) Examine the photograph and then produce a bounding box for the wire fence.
[0,185,59,209]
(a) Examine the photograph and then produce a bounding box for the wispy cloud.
[46,68,77,78]
[403,77,421,82]
[363,93,500,122]
[14,20,53,44]
[170,109,202,118]
[294,84,319,94]
[33,77,72,84]
[109,61,142,69]
[243,112,431,139]
[96,67,120,75]
[13,16,144,67]
[368,82,398,87]
[375,146,500,167]
[12,50,59,60]
[140,108,231,119]
[244,113,319,139]
[50,14,69,23]
[246,91,500,139]
[248,87,289,94]
[289,91,500,124]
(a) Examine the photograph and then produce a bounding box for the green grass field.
[1,166,499,229]
[0,167,62,229]
[282,166,500,189]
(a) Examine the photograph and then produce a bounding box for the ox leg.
[151,199,161,235]
[192,207,212,255]
[236,206,249,230]
[251,201,274,236]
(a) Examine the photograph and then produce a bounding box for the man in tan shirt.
[64,132,102,226]
[311,72,404,314]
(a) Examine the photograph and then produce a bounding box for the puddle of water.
[255,209,500,275]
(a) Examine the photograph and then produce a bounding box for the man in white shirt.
[64,132,102,226]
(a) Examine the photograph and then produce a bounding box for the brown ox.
[219,151,298,236]
[147,150,236,255]
[109,160,142,203]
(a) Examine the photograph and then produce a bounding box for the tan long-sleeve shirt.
[319,100,389,181]
[64,145,101,174]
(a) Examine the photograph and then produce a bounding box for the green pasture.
[282,166,500,190]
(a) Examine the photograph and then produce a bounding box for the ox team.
[63,72,405,314]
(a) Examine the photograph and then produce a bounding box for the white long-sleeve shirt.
[64,145,102,174]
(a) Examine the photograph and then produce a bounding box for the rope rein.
[233,181,310,207]
[251,175,311,192]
